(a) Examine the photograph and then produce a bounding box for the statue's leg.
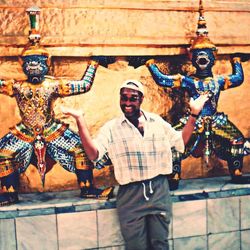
[0,169,19,206]
[213,119,247,183]
[168,132,199,191]
[228,137,245,183]
[227,155,244,183]
[167,149,182,190]
[46,128,113,199]
[168,118,192,190]
[0,133,33,206]
[75,149,113,199]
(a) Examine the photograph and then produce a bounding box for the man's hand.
[189,94,209,116]
[182,94,209,145]
[61,106,83,120]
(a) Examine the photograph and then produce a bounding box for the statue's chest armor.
[193,78,221,114]
[194,78,220,96]
[14,82,55,128]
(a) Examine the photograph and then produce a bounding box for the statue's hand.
[91,56,116,68]
[127,56,154,68]
[230,53,249,62]
[189,94,209,116]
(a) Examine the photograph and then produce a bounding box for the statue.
[0,7,113,206]
[144,0,250,189]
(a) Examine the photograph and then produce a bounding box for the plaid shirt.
[94,111,184,185]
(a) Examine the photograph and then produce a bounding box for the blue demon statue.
[0,7,114,206]
[144,0,249,190]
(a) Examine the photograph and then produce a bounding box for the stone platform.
[1,175,250,250]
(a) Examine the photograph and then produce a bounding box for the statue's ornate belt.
[9,122,68,143]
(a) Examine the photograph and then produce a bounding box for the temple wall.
[0,0,250,56]
[0,0,249,192]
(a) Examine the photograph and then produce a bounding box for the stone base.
[1,176,250,250]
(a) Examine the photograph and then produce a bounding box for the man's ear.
[140,95,144,104]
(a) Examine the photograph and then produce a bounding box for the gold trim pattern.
[0,159,15,178]
[45,124,68,142]
[10,127,34,143]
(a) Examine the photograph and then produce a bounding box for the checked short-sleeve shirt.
[93,111,184,185]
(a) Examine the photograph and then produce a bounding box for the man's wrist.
[75,112,85,121]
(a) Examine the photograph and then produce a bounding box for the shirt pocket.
[109,136,143,165]
[145,124,169,159]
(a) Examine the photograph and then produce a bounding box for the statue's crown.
[21,6,50,58]
[190,0,217,51]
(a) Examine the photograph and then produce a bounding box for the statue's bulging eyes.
[23,55,48,64]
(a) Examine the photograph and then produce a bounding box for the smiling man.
[119,81,145,135]
[62,79,208,250]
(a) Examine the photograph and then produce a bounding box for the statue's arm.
[146,59,183,88]
[219,56,244,90]
[57,60,98,96]
[0,79,14,96]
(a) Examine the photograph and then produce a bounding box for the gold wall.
[0,0,249,192]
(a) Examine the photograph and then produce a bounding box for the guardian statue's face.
[191,48,215,72]
[22,55,49,83]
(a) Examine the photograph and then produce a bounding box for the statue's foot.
[167,173,180,191]
[230,168,250,184]
[80,186,114,200]
[0,192,19,206]
[231,175,250,184]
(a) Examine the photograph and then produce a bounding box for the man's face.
[22,55,49,82]
[120,88,143,118]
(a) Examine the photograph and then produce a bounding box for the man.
[62,79,208,250]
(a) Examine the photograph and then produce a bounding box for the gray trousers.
[117,175,172,250]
